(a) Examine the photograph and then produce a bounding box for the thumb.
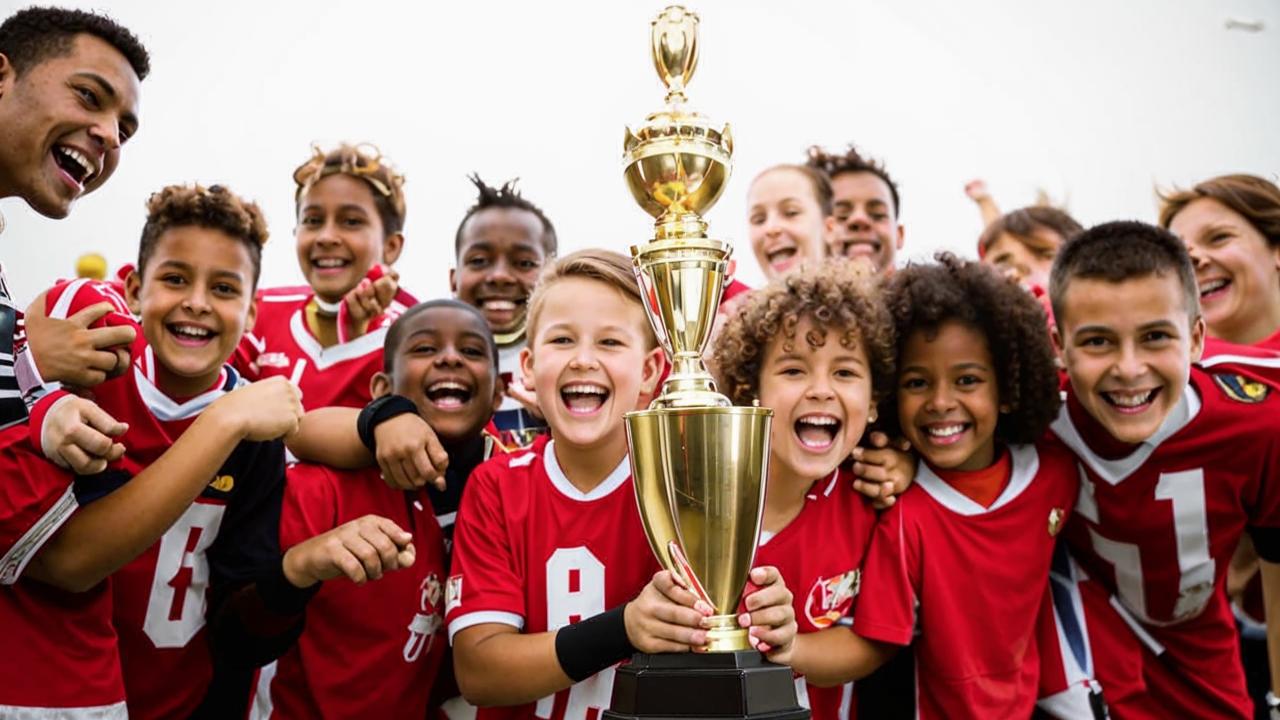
[397,543,416,568]
[69,301,113,328]
[82,403,128,437]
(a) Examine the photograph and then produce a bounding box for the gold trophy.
[606,7,807,720]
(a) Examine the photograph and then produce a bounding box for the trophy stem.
[702,615,751,653]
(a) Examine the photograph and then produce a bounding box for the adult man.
[806,144,904,274]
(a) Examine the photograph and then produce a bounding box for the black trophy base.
[603,651,811,720]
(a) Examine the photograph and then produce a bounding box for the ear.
[868,407,878,424]
[639,346,666,397]
[895,223,906,250]
[381,232,405,266]
[0,53,14,99]
[449,267,458,295]
[491,371,506,409]
[1050,324,1068,368]
[1189,315,1206,364]
[124,269,143,315]
[519,345,536,391]
[244,291,258,332]
[369,371,393,400]
[999,403,1013,414]
[822,216,838,254]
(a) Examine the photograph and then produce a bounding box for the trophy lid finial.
[651,6,700,106]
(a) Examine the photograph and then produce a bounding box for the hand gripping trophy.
[603,7,809,720]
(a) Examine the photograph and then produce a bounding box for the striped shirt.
[0,266,28,430]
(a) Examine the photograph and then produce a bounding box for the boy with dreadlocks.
[451,175,558,447]
[235,143,417,410]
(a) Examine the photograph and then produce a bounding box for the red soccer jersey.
[254,464,446,719]
[77,344,287,720]
[234,285,416,410]
[445,437,660,720]
[752,468,878,720]
[0,425,127,717]
[1051,366,1280,718]
[854,441,1079,720]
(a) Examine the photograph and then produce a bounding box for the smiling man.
[806,144,904,275]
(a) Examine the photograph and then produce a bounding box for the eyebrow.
[74,72,138,131]
[302,203,369,215]
[154,259,244,282]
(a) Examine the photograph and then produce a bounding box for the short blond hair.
[525,249,657,348]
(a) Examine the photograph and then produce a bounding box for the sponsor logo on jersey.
[1048,507,1065,536]
[257,352,292,369]
[445,574,463,614]
[209,475,234,492]
[1212,374,1270,404]
[804,569,860,629]
[404,572,443,662]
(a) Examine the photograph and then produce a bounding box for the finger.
[81,403,128,437]
[373,516,413,547]
[867,431,890,448]
[66,423,117,458]
[853,465,891,484]
[425,438,449,476]
[652,572,701,609]
[399,458,427,489]
[748,566,781,587]
[875,495,897,510]
[85,349,122,373]
[60,444,105,474]
[854,448,890,467]
[396,542,416,569]
[345,535,386,581]
[68,302,113,328]
[752,621,797,649]
[84,324,136,350]
[742,605,792,631]
[334,548,369,585]
[372,277,397,307]
[379,456,412,490]
[357,523,402,570]
[104,442,126,462]
[743,583,791,613]
[650,602,707,629]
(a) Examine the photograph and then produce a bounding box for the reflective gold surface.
[624,7,772,654]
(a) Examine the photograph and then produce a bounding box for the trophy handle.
[667,540,713,608]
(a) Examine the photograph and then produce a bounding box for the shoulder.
[1191,366,1280,424]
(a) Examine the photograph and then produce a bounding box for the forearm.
[26,413,243,591]
[787,627,897,687]
[456,628,573,706]
[976,197,1001,226]
[1262,560,1280,696]
[287,407,371,468]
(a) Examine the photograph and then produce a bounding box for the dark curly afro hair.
[881,252,1060,445]
[712,259,895,407]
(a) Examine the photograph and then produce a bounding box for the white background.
[1,0,1277,307]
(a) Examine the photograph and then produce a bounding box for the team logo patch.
[1048,507,1065,536]
[404,573,443,662]
[209,475,234,492]
[1213,374,1270,404]
[804,570,860,629]
[256,352,291,369]
[445,574,463,614]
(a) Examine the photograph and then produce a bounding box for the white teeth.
[172,325,211,338]
[1107,391,1153,407]
[926,424,965,438]
[1199,279,1228,295]
[798,416,838,426]
[313,258,348,268]
[428,381,468,392]
[57,146,96,180]
[563,384,606,395]
[483,300,517,311]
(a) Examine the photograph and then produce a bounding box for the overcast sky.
[2,0,1277,304]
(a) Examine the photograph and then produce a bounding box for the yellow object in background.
[76,253,108,280]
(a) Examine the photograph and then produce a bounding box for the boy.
[1046,221,1280,718]
[236,143,416,410]
[26,184,411,720]
[446,249,797,719]
[805,144,903,274]
[451,175,557,446]
[254,299,503,718]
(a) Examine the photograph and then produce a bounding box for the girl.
[746,164,835,280]
[712,260,904,718]
[235,143,416,409]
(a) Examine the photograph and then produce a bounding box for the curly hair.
[138,184,268,288]
[454,174,558,256]
[1158,173,1280,248]
[804,144,900,218]
[0,6,149,79]
[293,143,406,236]
[883,253,1060,445]
[712,260,895,407]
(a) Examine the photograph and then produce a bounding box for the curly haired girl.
[711,260,909,718]
[853,253,1097,719]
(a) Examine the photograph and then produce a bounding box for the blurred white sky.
[1,0,1278,306]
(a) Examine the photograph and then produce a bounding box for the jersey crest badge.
[404,572,442,662]
[445,574,463,614]
[804,570,860,629]
[1212,374,1270,404]
[209,475,234,492]
[1048,507,1065,536]
[256,352,291,369]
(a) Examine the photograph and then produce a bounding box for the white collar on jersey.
[543,439,631,502]
[288,309,388,370]
[1050,383,1202,486]
[914,443,1040,516]
[133,345,240,421]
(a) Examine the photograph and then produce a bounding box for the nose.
[1186,243,1209,269]
[87,116,122,153]
[1111,341,1145,381]
[434,344,464,367]
[568,344,599,371]
[804,374,836,401]
[763,212,784,237]
[844,205,871,229]
[923,383,956,414]
[486,256,515,284]
[182,281,212,314]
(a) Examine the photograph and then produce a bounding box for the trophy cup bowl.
[623,119,732,224]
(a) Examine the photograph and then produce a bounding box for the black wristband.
[554,604,637,682]
[256,557,321,615]
[357,394,419,454]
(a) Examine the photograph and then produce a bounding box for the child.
[446,249,798,719]
[977,206,1083,292]
[451,175,557,447]
[821,253,1078,719]
[236,143,416,409]
[253,299,504,718]
[1044,221,1280,719]
[746,164,835,280]
[805,145,903,274]
[27,184,412,720]
[712,260,899,718]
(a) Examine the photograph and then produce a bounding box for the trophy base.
[603,651,810,720]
